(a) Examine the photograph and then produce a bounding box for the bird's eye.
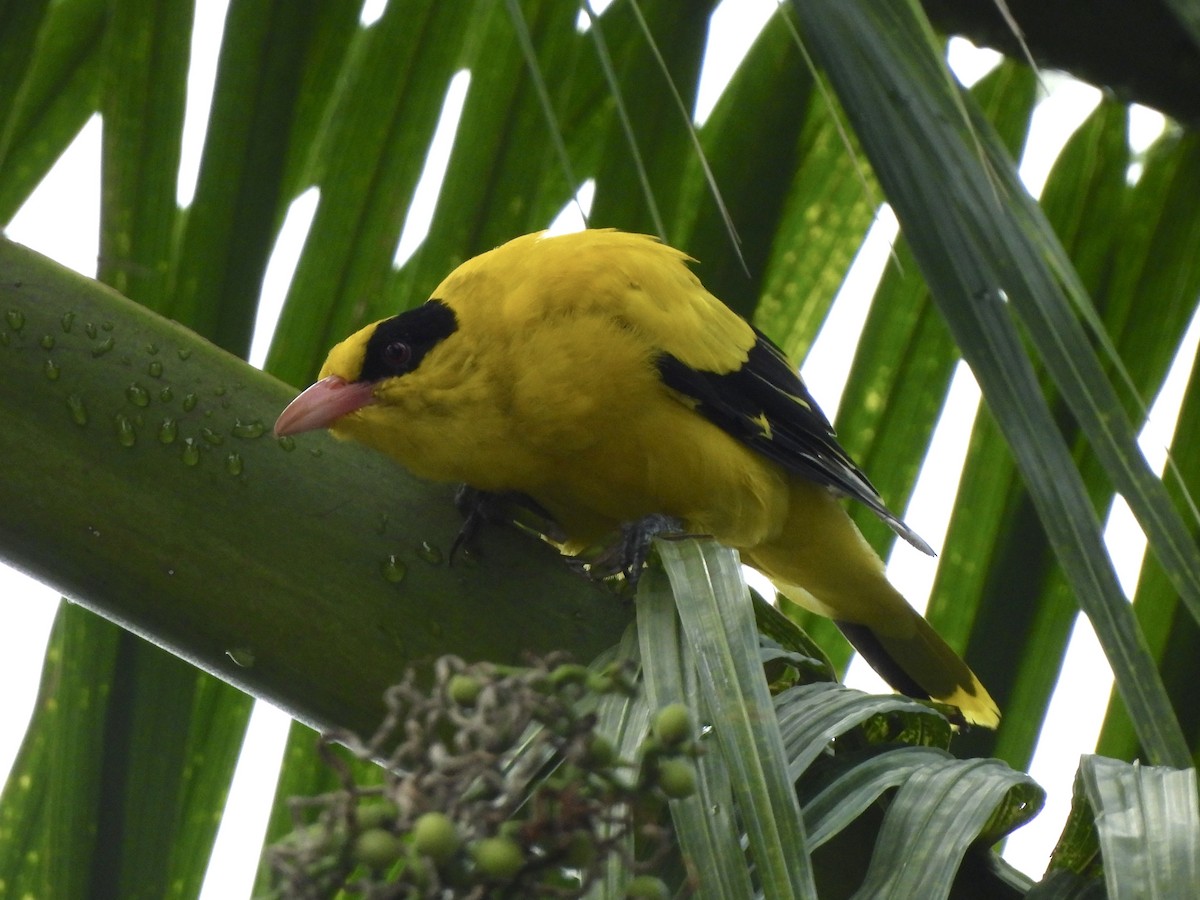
[383,341,412,369]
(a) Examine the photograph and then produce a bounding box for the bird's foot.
[582,514,687,588]
[450,486,565,562]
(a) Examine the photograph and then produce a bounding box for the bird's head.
[274,299,459,440]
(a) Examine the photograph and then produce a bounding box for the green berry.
[652,703,691,746]
[448,674,483,705]
[584,734,616,767]
[353,827,403,869]
[587,672,615,694]
[356,800,398,830]
[656,759,697,798]
[604,663,637,695]
[549,663,590,687]
[412,812,461,865]
[472,836,525,879]
[625,874,670,898]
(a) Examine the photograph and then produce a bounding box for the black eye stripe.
[358,300,458,383]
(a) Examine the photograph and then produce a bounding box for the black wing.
[656,326,933,556]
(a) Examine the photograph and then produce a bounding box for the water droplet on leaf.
[115,414,136,447]
[231,419,265,439]
[416,541,443,565]
[180,438,201,466]
[66,394,88,426]
[226,647,255,667]
[125,383,150,407]
[380,554,407,584]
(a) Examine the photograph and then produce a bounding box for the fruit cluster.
[264,655,702,898]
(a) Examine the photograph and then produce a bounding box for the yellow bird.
[275,230,999,727]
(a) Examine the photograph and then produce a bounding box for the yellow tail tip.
[938,685,1001,730]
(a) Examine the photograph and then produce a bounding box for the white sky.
[0,0,1188,894]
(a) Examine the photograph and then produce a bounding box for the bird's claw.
[450,486,566,563]
[449,485,490,563]
[583,513,687,588]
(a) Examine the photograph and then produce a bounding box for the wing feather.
[656,327,934,556]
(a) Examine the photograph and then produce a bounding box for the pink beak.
[274,375,377,437]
